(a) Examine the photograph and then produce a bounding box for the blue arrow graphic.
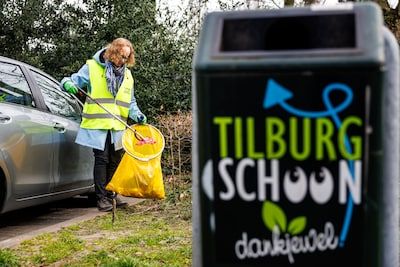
[263,79,353,118]
[263,78,355,247]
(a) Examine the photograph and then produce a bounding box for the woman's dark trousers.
[93,132,123,201]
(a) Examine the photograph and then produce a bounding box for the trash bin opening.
[221,14,356,52]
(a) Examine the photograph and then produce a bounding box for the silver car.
[0,56,94,214]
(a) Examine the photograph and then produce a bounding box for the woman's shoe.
[97,197,113,212]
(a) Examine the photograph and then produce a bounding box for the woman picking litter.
[60,38,147,212]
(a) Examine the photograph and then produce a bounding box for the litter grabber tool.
[76,86,165,193]
[76,86,146,142]
[75,86,164,223]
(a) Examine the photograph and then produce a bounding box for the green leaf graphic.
[288,216,307,235]
[262,201,287,233]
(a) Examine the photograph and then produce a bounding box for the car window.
[0,62,34,107]
[32,71,82,121]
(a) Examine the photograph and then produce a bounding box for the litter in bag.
[106,124,165,199]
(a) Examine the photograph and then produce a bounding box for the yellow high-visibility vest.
[81,59,133,130]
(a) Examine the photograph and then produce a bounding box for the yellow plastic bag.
[106,124,165,199]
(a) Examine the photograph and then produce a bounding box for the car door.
[0,61,53,198]
[30,71,93,192]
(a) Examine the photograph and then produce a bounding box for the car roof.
[0,56,32,68]
[0,56,59,83]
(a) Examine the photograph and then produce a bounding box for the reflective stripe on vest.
[80,59,134,130]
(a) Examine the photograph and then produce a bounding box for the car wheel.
[87,192,97,207]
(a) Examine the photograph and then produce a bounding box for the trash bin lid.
[122,124,165,161]
[193,3,384,72]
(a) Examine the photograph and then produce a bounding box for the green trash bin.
[192,3,399,267]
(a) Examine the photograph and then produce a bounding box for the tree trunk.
[303,0,317,5]
[284,0,295,7]
[373,0,400,41]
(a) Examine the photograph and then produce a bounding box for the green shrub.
[0,249,20,267]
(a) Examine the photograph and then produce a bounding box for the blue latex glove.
[63,81,78,94]
[137,114,147,124]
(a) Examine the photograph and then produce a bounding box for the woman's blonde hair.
[104,38,135,67]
